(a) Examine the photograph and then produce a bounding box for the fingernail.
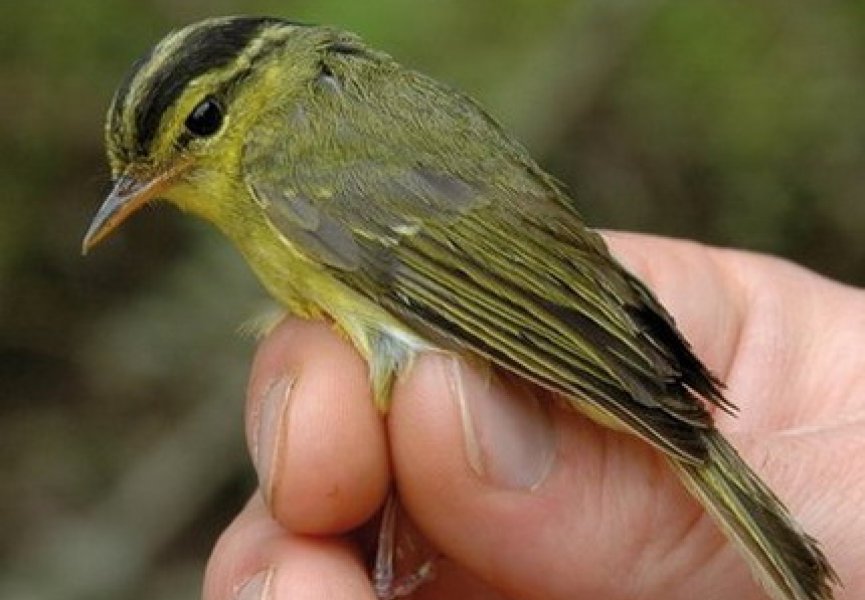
[234,567,274,600]
[446,358,556,490]
[254,375,296,506]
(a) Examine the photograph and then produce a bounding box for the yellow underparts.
[233,220,427,411]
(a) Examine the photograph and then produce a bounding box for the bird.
[83,16,837,600]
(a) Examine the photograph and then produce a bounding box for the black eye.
[185,96,223,137]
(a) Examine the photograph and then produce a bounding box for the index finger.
[245,317,391,535]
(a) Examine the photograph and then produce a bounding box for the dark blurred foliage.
[1,1,862,598]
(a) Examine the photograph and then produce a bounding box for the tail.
[671,432,838,600]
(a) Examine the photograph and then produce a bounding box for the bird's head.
[83,16,334,252]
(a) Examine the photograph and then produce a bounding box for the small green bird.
[84,16,836,600]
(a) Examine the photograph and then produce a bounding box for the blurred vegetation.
[1,1,862,599]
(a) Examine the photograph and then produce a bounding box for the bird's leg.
[373,492,438,599]
[340,323,438,596]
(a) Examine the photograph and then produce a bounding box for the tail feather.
[671,432,838,600]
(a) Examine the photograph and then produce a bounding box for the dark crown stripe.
[134,16,287,155]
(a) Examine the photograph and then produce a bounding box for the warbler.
[83,16,837,600]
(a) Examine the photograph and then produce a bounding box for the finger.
[203,494,377,600]
[246,317,390,534]
[389,354,764,600]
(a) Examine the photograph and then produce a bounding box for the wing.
[242,52,728,464]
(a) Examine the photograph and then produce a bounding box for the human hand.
[203,233,865,600]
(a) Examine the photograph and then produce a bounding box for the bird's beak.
[82,165,185,254]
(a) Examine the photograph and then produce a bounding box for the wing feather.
[387,218,719,461]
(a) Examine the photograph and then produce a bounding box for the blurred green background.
[1,1,863,598]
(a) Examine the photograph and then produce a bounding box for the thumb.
[388,357,766,600]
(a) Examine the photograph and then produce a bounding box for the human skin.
[203,232,865,600]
